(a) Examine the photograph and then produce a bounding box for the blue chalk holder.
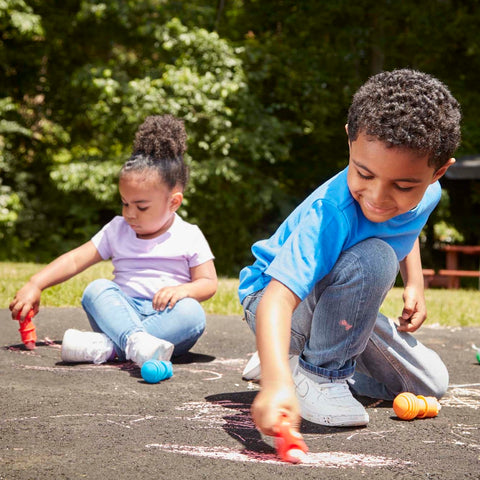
[141,359,173,383]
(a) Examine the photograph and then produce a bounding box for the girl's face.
[119,171,183,239]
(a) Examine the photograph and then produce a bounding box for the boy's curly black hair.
[347,69,461,170]
[121,114,189,189]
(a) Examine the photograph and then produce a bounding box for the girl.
[10,115,217,367]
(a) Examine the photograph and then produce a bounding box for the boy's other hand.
[398,285,427,333]
[251,382,300,436]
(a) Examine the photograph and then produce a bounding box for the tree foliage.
[2,0,480,273]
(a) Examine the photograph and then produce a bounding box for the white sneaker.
[61,329,115,365]
[242,351,299,381]
[125,331,174,367]
[293,366,369,427]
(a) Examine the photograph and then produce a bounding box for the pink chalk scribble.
[43,337,62,349]
[339,319,353,331]
[145,443,410,468]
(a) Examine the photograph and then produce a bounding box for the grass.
[1,262,479,326]
[0,261,244,316]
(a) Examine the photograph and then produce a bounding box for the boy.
[238,69,461,436]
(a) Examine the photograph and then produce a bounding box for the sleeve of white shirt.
[90,217,122,260]
[187,225,215,267]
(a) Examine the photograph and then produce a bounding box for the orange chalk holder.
[393,392,441,420]
[275,415,308,464]
[16,310,36,350]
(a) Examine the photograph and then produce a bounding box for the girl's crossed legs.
[81,279,206,359]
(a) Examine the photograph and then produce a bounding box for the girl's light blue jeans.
[81,279,206,359]
[242,238,449,400]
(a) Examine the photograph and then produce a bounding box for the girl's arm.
[10,241,102,320]
[252,279,301,436]
[152,259,217,311]
[398,238,427,332]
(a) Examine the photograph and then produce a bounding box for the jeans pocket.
[290,328,306,355]
[244,308,257,333]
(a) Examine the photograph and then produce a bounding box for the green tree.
[1,2,292,273]
[2,0,480,274]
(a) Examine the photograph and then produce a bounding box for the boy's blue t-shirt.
[238,167,441,303]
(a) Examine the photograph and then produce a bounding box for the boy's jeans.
[242,238,449,400]
[81,279,206,359]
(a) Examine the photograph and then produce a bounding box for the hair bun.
[133,115,187,160]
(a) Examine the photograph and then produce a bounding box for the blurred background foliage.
[1,0,480,275]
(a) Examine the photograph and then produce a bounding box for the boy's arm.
[10,241,102,320]
[398,238,427,332]
[152,260,217,311]
[251,279,301,436]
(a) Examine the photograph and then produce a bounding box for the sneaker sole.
[300,409,369,427]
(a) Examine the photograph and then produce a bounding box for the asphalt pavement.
[1,307,479,479]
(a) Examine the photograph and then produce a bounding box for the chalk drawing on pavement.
[442,383,480,410]
[450,423,480,451]
[145,443,410,468]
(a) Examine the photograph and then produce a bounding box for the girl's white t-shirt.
[91,214,214,299]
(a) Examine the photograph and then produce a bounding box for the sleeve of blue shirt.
[265,200,350,301]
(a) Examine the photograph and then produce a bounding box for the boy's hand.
[153,285,189,311]
[251,382,301,436]
[9,281,41,320]
[398,285,427,332]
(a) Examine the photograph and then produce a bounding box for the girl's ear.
[170,191,183,212]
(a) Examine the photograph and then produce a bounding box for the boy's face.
[346,130,454,223]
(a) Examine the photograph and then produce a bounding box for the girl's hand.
[398,285,427,332]
[251,382,300,436]
[153,285,189,311]
[9,281,42,320]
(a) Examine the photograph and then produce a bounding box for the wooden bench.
[422,269,436,288]
[437,245,480,289]
[438,269,480,278]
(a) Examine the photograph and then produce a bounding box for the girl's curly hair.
[347,69,461,170]
[121,115,189,189]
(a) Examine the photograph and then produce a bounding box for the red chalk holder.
[16,310,37,350]
[275,415,308,464]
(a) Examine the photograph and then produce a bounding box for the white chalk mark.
[0,413,164,424]
[448,383,480,388]
[443,384,480,410]
[145,443,410,468]
[174,400,253,429]
[450,424,480,451]
[106,419,131,429]
[197,369,222,381]
[131,415,155,423]
[16,362,137,372]
[346,429,394,441]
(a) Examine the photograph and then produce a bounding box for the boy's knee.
[346,238,398,287]
[420,356,449,399]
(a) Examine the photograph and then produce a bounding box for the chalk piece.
[275,416,308,464]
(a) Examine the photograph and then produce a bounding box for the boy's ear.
[432,158,456,183]
[345,124,349,135]
[170,191,183,212]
